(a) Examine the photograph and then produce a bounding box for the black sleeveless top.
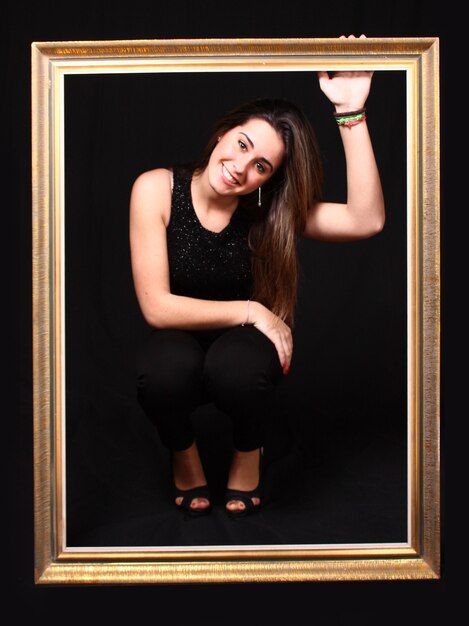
[166,168,253,301]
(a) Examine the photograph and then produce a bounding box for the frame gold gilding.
[31,37,440,584]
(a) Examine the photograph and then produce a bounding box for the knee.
[204,327,282,404]
[137,330,204,408]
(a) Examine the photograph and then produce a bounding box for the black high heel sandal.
[224,449,264,519]
[174,484,212,518]
[171,450,211,518]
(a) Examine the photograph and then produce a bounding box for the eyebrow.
[239,132,274,171]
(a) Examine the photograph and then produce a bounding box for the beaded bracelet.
[333,108,366,128]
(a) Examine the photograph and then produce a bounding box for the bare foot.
[226,448,262,513]
[173,443,210,512]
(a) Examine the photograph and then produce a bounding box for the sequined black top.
[166,168,253,301]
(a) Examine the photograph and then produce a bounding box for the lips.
[222,163,239,185]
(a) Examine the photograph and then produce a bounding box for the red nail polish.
[284,368,290,376]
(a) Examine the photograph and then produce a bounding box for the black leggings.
[136,325,283,452]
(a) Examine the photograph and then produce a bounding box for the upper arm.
[303,200,385,242]
[129,168,172,322]
[303,201,360,242]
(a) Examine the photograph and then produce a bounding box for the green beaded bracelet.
[333,108,367,128]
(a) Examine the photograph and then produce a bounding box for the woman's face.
[206,118,285,199]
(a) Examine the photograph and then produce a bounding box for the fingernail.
[283,368,290,376]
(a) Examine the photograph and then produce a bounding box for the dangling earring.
[258,187,262,207]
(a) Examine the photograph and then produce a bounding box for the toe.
[191,497,210,510]
[227,499,246,512]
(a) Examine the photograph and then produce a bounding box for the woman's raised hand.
[318,35,373,112]
[249,301,293,375]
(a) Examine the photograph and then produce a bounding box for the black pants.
[136,325,283,452]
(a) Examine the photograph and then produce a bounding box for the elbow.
[374,203,386,235]
[358,222,384,240]
[142,311,169,329]
[359,201,386,239]
[139,297,172,329]
[366,214,385,238]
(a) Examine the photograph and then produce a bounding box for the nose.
[233,155,248,174]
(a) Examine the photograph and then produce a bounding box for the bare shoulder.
[130,168,172,225]
[131,167,172,197]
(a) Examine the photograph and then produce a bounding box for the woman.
[130,56,384,519]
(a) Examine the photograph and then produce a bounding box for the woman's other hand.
[249,301,293,375]
[318,35,373,112]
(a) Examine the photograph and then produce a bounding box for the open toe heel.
[225,449,264,519]
[170,449,211,518]
[174,484,212,518]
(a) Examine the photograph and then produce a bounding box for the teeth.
[223,164,237,184]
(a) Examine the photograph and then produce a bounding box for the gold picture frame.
[32,37,440,584]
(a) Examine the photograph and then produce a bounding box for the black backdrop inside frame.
[63,68,407,547]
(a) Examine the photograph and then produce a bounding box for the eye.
[255,162,266,174]
[238,140,247,150]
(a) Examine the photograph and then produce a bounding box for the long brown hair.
[195,98,323,327]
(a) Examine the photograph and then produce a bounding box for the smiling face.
[206,118,285,200]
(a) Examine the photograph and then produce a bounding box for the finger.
[317,71,330,91]
[274,332,291,373]
[283,349,292,374]
[280,333,293,373]
[317,71,330,87]
[273,340,286,370]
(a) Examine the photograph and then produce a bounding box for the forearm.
[339,119,385,234]
[139,291,251,330]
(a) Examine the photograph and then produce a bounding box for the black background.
[63,67,407,548]
[9,0,457,622]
